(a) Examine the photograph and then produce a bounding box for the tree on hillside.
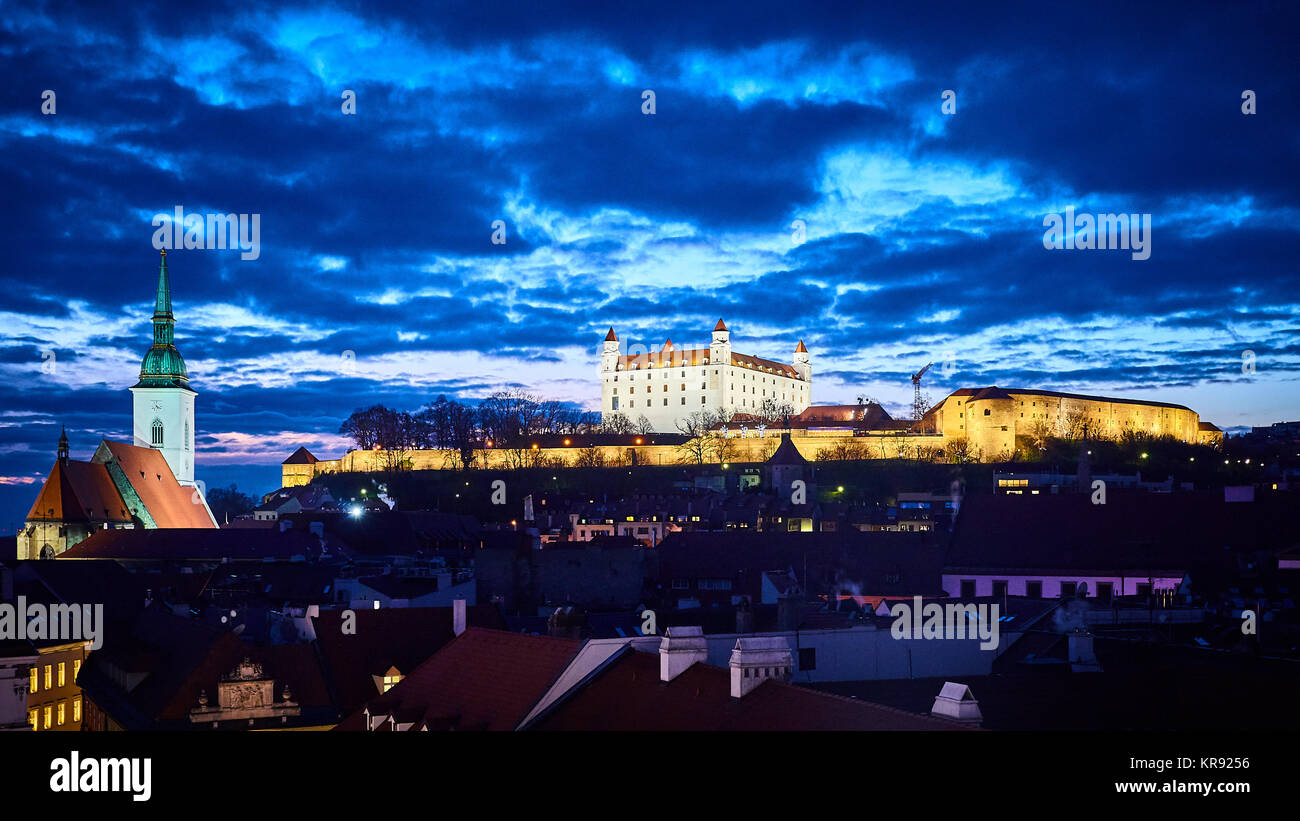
[206,484,256,523]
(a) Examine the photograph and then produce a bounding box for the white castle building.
[599,319,812,433]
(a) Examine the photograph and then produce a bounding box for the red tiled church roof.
[100,440,215,528]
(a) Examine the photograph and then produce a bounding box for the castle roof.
[604,327,617,342]
[713,318,728,332]
[968,386,1015,402]
[933,387,1195,413]
[795,339,807,353]
[283,446,319,465]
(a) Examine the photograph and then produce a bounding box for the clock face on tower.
[151,401,163,411]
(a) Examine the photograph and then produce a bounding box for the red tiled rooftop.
[336,627,580,731]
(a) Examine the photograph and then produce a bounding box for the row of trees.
[338,391,676,470]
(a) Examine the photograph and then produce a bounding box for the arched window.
[185,420,190,451]
[151,419,164,447]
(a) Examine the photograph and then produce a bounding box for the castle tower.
[600,327,619,373]
[793,339,810,382]
[129,249,197,485]
[709,318,731,368]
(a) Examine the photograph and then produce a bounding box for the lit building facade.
[600,319,812,433]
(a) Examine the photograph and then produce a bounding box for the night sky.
[1,0,1297,528]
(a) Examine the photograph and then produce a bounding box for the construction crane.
[911,363,932,422]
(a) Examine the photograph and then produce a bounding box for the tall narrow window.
[185,420,190,451]
[151,418,164,447]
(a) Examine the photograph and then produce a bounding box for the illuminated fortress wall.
[283,387,1220,486]
[929,387,1218,460]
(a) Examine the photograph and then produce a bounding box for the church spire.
[57,425,68,462]
[155,248,173,317]
[152,249,174,347]
[135,248,190,389]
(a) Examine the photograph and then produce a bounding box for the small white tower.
[793,339,811,382]
[600,327,619,373]
[129,249,197,485]
[709,318,731,367]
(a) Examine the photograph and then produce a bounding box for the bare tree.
[676,410,717,465]
[711,431,739,464]
[574,444,605,468]
[634,414,656,435]
[599,412,635,434]
[757,398,796,427]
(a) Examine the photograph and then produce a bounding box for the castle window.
[984,409,991,416]
[185,420,190,451]
[151,419,164,446]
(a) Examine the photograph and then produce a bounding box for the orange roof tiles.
[100,440,215,528]
[730,352,800,379]
[25,460,86,522]
[64,460,133,522]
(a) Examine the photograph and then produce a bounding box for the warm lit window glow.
[382,675,403,693]
[58,662,65,688]
[44,665,51,689]
[43,706,52,729]
[73,697,81,723]
[57,702,65,725]
[30,667,37,693]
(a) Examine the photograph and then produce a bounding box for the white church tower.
[130,249,197,485]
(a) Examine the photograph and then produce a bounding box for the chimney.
[659,626,708,682]
[776,594,801,632]
[453,599,467,637]
[729,636,792,699]
[930,682,982,725]
[735,600,755,634]
[1068,628,1102,672]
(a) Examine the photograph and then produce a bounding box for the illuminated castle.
[599,319,811,433]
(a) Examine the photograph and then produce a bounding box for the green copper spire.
[155,247,172,319]
[134,249,191,390]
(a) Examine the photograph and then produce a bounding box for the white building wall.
[130,385,197,485]
[599,328,811,433]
